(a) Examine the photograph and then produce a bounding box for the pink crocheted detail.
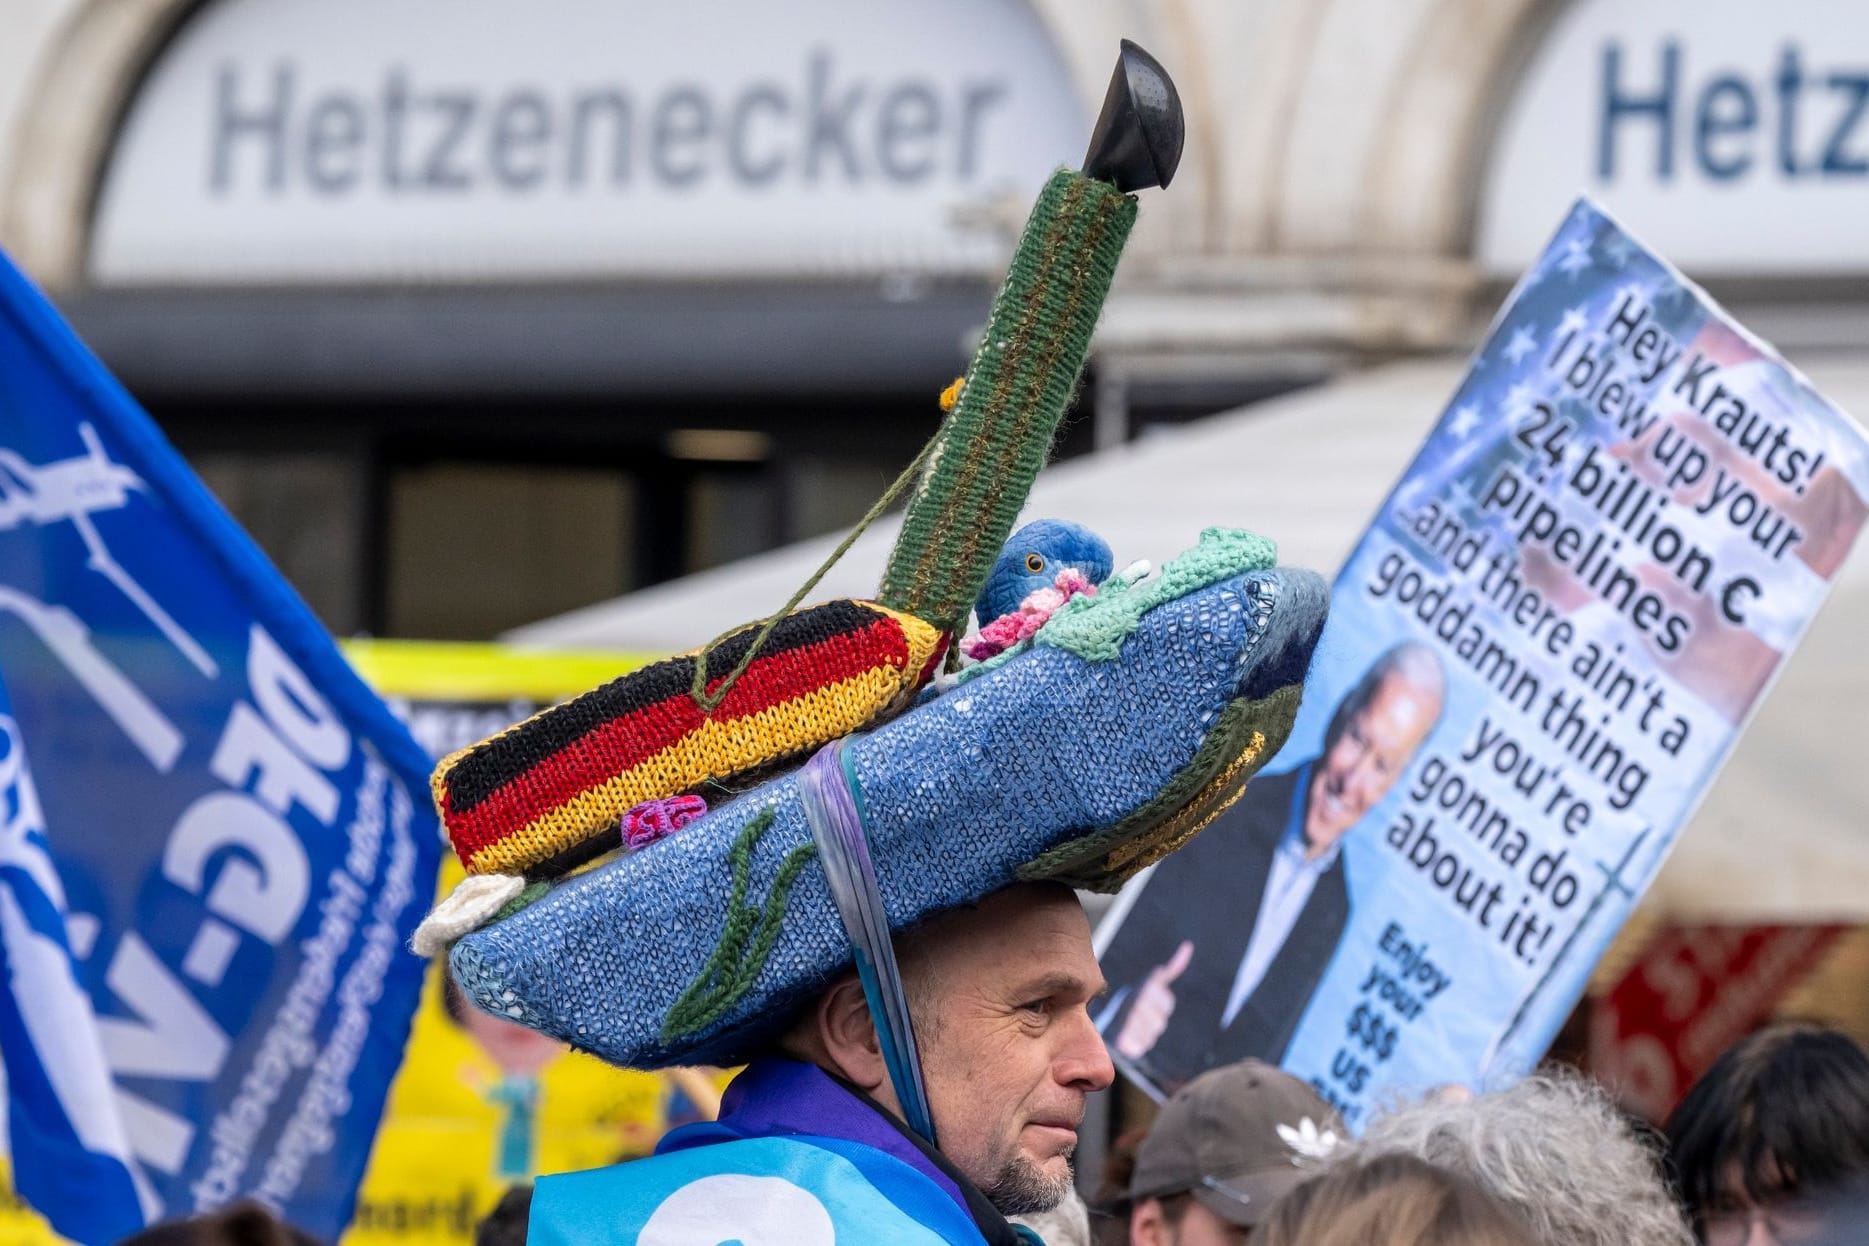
[963,569,1098,661]
[622,793,709,850]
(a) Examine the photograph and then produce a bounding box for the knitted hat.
[423,42,1333,1071]
[446,531,1327,1068]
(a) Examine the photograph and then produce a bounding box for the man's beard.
[982,1151,1076,1216]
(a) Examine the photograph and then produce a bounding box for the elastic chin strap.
[799,737,938,1145]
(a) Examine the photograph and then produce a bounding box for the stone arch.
[0,0,200,291]
[1360,0,1577,259]
[1356,0,1573,258]
[1210,0,1570,263]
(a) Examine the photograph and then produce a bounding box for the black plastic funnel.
[1081,39,1184,192]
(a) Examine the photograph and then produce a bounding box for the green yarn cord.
[494,880,551,923]
[662,809,819,1042]
[877,170,1138,636]
[688,434,936,713]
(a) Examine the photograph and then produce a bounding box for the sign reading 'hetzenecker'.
[90,0,1087,283]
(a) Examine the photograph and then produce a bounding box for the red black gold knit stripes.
[434,600,944,876]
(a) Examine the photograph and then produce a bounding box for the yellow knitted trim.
[1100,729,1269,881]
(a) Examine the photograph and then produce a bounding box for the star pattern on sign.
[1449,404,1482,437]
[1604,233,1637,268]
[1557,238,1593,278]
[1501,326,1538,366]
[1392,475,1430,511]
[1654,279,1695,316]
[1504,381,1537,417]
[1558,304,1589,338]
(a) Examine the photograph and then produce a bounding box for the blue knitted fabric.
[451,559,1329,1070]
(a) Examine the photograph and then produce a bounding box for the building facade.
[1,0,1861,638]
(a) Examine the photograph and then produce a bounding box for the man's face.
[1130,1196,1250,1246]
[1701,1163,1835,1246]
[1304,672,1438,853]
[900,884,1115,1215]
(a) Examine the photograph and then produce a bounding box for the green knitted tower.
[876,170,1138,636]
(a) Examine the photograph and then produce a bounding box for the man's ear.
[1128,1197,1170,1246]
[815,975,887,1094]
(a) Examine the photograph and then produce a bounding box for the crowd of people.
[115,1010,1869,1245]
[1069,1021,1869,1246]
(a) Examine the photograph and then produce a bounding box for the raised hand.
[1113,939,1194,1060]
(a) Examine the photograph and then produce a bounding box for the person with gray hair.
[1353,1071,1693,1246]
[1257,1153,1537,1246]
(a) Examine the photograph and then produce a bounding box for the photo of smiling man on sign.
[1097,642,1446,1096]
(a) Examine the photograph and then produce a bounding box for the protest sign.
[0,248,442,1242]
[1587,922,1846,1123]
[1095,198,1869,1126]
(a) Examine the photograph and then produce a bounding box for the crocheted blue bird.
[973,519,1114,626]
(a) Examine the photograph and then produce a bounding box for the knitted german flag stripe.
[435,601,943,875]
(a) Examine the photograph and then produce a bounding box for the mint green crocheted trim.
[1033,527,1277,663]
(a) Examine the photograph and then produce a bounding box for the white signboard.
[89,0,1085,284]
[1477,0,1869,275]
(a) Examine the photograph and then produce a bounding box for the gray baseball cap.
[1128,1060,1346,1227]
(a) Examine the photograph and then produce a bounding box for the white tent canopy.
[509,358,1869,922]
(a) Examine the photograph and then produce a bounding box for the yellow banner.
[348,639,674,1246]
[347,860,678,1246]
[342,639,654,763]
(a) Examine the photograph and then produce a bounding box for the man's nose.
[1346,753,1385,805]
[1056,1009,1116,1092]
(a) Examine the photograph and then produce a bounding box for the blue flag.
[0,248,442,1241]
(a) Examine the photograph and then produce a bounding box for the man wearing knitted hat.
[421,42,1335,1245]
[567,882,1115,1243]
[1122,1060,1344,1245]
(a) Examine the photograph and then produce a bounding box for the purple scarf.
[660,1058,972,1216]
